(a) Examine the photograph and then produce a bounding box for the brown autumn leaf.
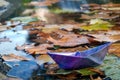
[28,0,60,7]
[25,44,53,54]
[28,1,52,7]
[32,31,50,44]
[94,13,119,20]
[81,3,100,8]
[16,43,53,54]
[41,25,60,33]
[45,63,59,74]
[0,25,9,31]
[48,30,98,47]
[109,43,120,57]
[29,29,41,35]
[2,54,29,61]
[92,76,102,80]
[88,68,104,75]
[42,24,82,33]
[59,24,81,32]
[48,35,89,47]
[32,30,92,47]
[81,13,119,20]
[102,3,120,8]
[51,45,88,52]
[81,14,93,20]
[36,54,55,65]
[23,21,46,30]
[16,44,35,51]
[88,30,120,42]
[57,72,79,80]
[111,25,120,30]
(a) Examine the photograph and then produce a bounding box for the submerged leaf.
[2,54,30,61]
[36,55,55,65]
[97,55,120,80]
[0,37,11,42]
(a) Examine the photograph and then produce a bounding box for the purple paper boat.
[47,42,111,70]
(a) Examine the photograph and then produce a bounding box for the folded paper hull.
[48,42,111,70]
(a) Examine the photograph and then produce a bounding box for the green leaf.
[76,68,96,76]
[81,23,113,31]
[11,16,39,24]
[53,45,60,50]
[81,19,113,31]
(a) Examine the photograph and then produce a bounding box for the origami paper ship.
[48,42,111,70]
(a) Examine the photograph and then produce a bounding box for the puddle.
[5,61,39,80]
[0,24,34,59]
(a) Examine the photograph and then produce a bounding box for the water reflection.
[58,0,88,12]
[0,23,34,60]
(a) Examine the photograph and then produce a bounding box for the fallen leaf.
[102,3,120,8]
[28,0,60,7]
[2,54,29,61]
[56,71,79,80]
[11,16,38,24]
[31,29,101,47]
[89,68,104,75]
[24,44,53,54]
[81,23,112,31]
[16,44,34,51]
[0,25,9,32]
[88,30,120,42]
[36,55,55,65]
[94,77,102,80]
[48,33,92,47]
[51,45,88,52]
[33,30,92,47]
[109,43,120,57]
[23,21,46,30]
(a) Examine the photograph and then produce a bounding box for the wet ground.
[0,0,120,80]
